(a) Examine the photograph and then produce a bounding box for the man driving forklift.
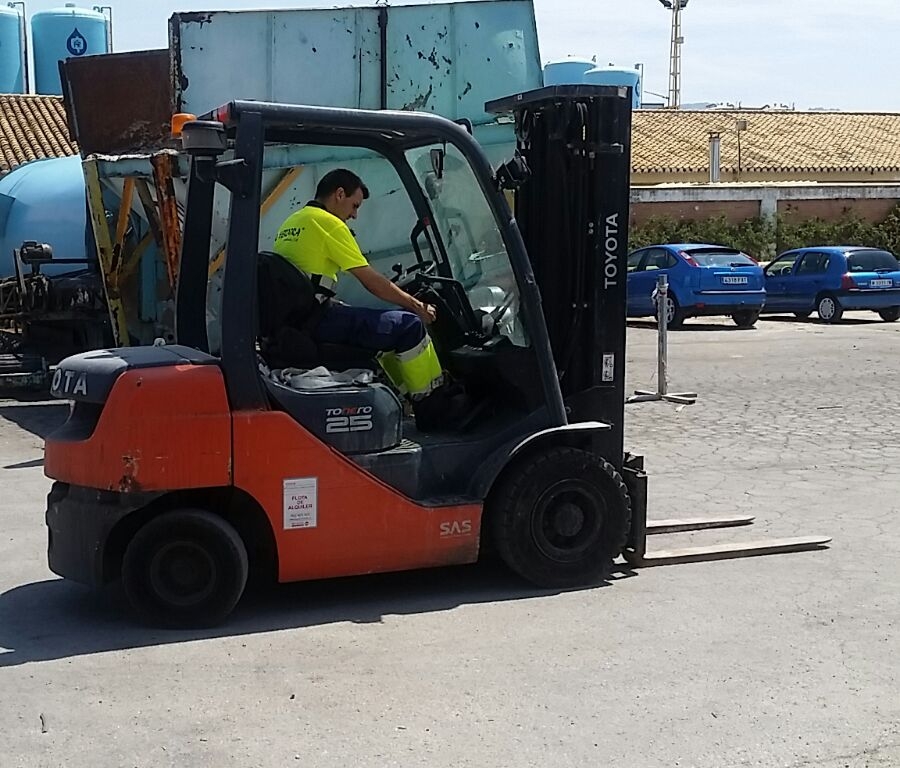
[273,168,464,430]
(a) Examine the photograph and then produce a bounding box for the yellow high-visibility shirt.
[273,203,368,283]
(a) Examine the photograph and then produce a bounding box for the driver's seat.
[256,251,373,371]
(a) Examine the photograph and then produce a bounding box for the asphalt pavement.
[1,312,898,767]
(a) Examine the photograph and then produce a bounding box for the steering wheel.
[391,260,436,289]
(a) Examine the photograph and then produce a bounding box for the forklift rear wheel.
[122,509,249,628]
[878,307,900,322]
[490,447,631,589]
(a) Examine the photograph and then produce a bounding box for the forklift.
[42,87,826,627]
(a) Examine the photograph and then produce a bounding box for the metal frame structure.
[190,100,567,425]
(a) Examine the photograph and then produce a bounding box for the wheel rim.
[531,480,606,563]
[149,540,218,608]
[665,297,676,324]
[819,297,835,320]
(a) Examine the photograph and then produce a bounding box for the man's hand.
[413,300,437,325]
[350,265,438,325]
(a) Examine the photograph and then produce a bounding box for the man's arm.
[348,266,437,325]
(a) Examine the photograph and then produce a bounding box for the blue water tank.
[32,4,109,95]
[0,156,89,278]
[0,3,25,94]
[584,66,641,108]
[543,57,595,87]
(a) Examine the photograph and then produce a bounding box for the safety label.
[602,354,615,383]
[283,477,318,530]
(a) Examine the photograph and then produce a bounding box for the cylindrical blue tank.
[0,4,25,94]
[32,4,109,95]
[543,57,595,87]
[584,66,642,108]
[0,156,89,278]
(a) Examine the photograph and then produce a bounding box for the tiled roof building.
[1,96,899,186]
[632,110,900,184]
[0,94,77,175]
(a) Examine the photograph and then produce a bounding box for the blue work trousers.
[314,303,424,354]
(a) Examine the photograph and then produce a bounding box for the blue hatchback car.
[627,243,766,328]
[762,246,900,323]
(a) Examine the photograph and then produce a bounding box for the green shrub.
[629,203,900,259]
[629,214,776,260]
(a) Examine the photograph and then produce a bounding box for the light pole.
[658,0,689,109]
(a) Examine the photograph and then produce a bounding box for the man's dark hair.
[315,168,370,200]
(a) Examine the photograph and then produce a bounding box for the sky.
[20,0,900,111]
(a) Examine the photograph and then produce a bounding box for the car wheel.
[489,447,632,588]
[877,307,900,322]
[793,311,811,320]
[122,509,249,628]
[816,294,843,324]
[659,294,686,329]
[732,310,760,328]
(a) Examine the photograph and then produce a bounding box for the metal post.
[83,159,130,346]
[657,274,668,395]
[11,2,29,93]
[708,132,721,183]
[627,273,697,405]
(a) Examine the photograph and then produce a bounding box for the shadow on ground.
[0,402,68,440]
[760,314,884,326]
[0,563,636,667]
[627,320,756,333]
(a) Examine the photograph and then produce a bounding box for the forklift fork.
[621,455,831,567]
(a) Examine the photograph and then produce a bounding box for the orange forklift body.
[45,366,232,492]
[232,410,481,582]
[46,367,481,584]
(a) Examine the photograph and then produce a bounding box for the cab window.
[766,253,799,277]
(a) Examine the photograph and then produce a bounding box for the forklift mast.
[488,85,633,467]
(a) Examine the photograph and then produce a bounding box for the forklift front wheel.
[490,447,631,589]
[121,509,249,628]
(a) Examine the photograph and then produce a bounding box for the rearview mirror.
[495,151,531,191]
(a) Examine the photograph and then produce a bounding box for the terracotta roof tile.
[3,98,897,179]
[632,110,900,175]
[0,94,78,175]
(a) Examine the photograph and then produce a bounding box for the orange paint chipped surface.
[45,365,232,492]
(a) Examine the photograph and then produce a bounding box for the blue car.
[762,246,900,323]
[627,243,766,328]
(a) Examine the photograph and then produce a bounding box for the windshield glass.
[847,250,899,272]
[405,143,527,347]
[685,248,756,267]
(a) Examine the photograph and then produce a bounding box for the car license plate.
[721,275,748,285]
[870,278,893,288]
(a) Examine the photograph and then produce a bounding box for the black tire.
[793,311,811,320]
[878,307,900,322]
[816,294,843,324]
[489,447,631,589]
[732,310,760,328]
[122,509,248,628]
[659,293,685,330]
